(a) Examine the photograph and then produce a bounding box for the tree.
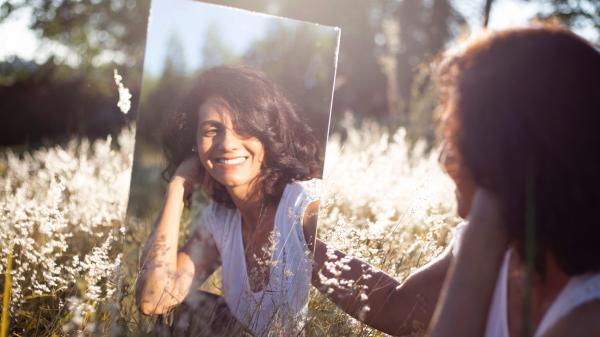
[243,22,338,143]
[163,32,187,76]
[201,0,464,126]
[0,0,150,66]
[526,0,600,43]
[200,22,238,69]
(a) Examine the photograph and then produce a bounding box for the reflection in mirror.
[124,0,339,335]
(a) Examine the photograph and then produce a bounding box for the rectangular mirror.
[124,0,340,335]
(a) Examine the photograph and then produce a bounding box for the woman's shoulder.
[277,179,321,227]
[208,201,237,218]
[280,178,321,217]
[279,179,321,251]
[542,300,600,337]
[538,271,600,337]
[192,202,237,235]
[285,178,321,201]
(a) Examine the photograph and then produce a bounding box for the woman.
[136,65,323,336]
[309,26,600,337]
[429,26,600,337]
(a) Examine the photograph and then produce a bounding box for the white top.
[453,222,600,337]
[193,179,320,337]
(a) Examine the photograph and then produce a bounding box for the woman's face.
[440,142,476,218]
[196,97,265,192]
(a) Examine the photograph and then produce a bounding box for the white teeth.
[217,157,246,165]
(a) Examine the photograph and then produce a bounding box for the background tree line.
[0,0,598,147]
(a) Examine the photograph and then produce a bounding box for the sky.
[142,0,335,76]
[0,0,597,65]
[0,7,38,62]
[144,0,268,76]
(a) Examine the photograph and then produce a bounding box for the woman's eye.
[203,128,218,137]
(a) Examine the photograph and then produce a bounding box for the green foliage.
[1,0,598,142]
[0,57,138,147]
[0,0,150,66]
[243,22,338,143]
[528,0,600,42]
[201,23,239,68]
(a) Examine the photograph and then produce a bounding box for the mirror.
[124,0,340,335]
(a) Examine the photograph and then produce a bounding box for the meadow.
[0,130,134,336]
[0,114,460,336]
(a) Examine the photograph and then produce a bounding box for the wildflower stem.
[1,252,12,337]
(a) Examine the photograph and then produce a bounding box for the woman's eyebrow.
[198,120,223,127]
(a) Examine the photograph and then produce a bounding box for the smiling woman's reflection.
[135,65,323,336]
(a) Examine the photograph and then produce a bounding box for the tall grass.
[0,114,459,336]
[306,115,459,336]
[0,130,134,336]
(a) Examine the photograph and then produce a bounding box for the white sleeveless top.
[193,179,320,337]
[453,223,600,337]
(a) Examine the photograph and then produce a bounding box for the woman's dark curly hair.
[162,64,323,208]
[437,27,600,276]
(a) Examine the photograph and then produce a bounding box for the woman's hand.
[428,188,508,337]
[171,156,203,201]
[466,188,506,245]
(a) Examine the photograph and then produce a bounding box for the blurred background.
[1,0,599,336]
[1,0,598,149]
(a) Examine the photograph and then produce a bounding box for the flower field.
[0,130,134,336]
[0,115,460,336]
[307,116,459,336]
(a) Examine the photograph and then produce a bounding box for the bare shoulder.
[302,200,319,252]
[542,300,600,337]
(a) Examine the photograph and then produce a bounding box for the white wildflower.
[113,68,132,114]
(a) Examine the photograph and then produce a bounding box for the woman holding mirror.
[305,26,600,337]
[429,26,600,337]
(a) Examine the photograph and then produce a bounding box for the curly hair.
[437,27,600,276]
[162,64,323,208]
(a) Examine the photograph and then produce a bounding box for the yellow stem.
[1,253,12,337]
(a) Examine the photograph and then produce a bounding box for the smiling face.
[196,96,265,198]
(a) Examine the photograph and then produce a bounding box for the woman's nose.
[219,128,241,152]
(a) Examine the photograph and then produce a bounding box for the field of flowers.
[307,115,459,336]
[0,113,460,336]
[0,129,134,336]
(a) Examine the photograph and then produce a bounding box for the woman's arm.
[303,201,452,336]
[428,189,507,337]
[136,158,219,315]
